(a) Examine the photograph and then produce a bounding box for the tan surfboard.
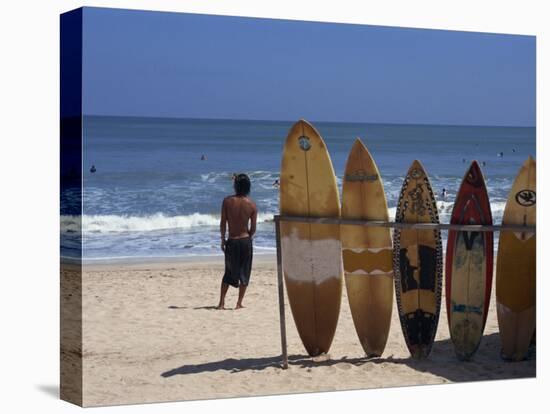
[279,119,343,357]
[496,156,536,361]
[341,138,393,357]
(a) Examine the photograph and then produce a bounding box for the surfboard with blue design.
[445,160,493,360]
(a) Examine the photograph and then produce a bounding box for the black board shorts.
[222,237,253,288]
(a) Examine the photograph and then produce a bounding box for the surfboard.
[279,119,343,357]
[393,160,442,359]
[496,156,536,361]
[341,138,393,357]
[445,160,493,360]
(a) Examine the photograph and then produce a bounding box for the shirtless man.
[216,173,258,310]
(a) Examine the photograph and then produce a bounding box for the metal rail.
[273,214,536,233]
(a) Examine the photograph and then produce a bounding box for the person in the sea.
[272,179,280,188]
[216,173,258,310]
[90,165,96,173]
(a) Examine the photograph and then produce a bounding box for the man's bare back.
[220,195,257,240]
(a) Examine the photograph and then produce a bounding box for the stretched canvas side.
[60,7,84,407]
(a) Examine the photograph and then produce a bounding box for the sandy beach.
[61,255,535,407]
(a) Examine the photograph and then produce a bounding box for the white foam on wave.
[386,200,507,223]
[62,197,509,237]
[200,170,278,183]
[61,212,275,234]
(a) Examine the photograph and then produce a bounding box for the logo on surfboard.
[410,168,423,179]
[515,189,536,207]
[298,136,311,151]
[345,169,378,182]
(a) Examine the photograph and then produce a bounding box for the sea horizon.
[83,114,536,130]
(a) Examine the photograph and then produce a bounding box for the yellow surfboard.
[279,119,343,357]
[341,138,393,357]
[496,156,536,361]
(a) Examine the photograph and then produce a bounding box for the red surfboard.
[445,160,493,360]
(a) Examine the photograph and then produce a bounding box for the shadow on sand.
[161,333,535,382]
[162,354,305,377]
[168,305,219,310]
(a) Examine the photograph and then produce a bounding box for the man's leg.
[216,282,229,310]
[235,284,247,309]
[236,239,252,310]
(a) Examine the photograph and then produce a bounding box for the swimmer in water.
[482,161,486,166]
[90,165,96,173]
[201,154,207,161]
[272,179,280,188]
[439,188,447,211]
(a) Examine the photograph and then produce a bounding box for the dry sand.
[61,255,535,407]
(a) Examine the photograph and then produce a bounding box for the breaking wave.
[61,212,275,234]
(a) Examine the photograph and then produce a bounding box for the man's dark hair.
[234,173,251,196]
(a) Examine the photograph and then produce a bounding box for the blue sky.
[82,7,535,126]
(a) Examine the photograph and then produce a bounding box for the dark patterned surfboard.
[393,160,443,359]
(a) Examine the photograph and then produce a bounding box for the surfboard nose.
[406,159,427,179]
[284,119,324,151]
[410,159,423,170]
[347,138,368,160]
[352,137,366,149]
[296,118,316,131]
[464,160,483,184]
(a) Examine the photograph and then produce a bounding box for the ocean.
[60,116,535,260]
